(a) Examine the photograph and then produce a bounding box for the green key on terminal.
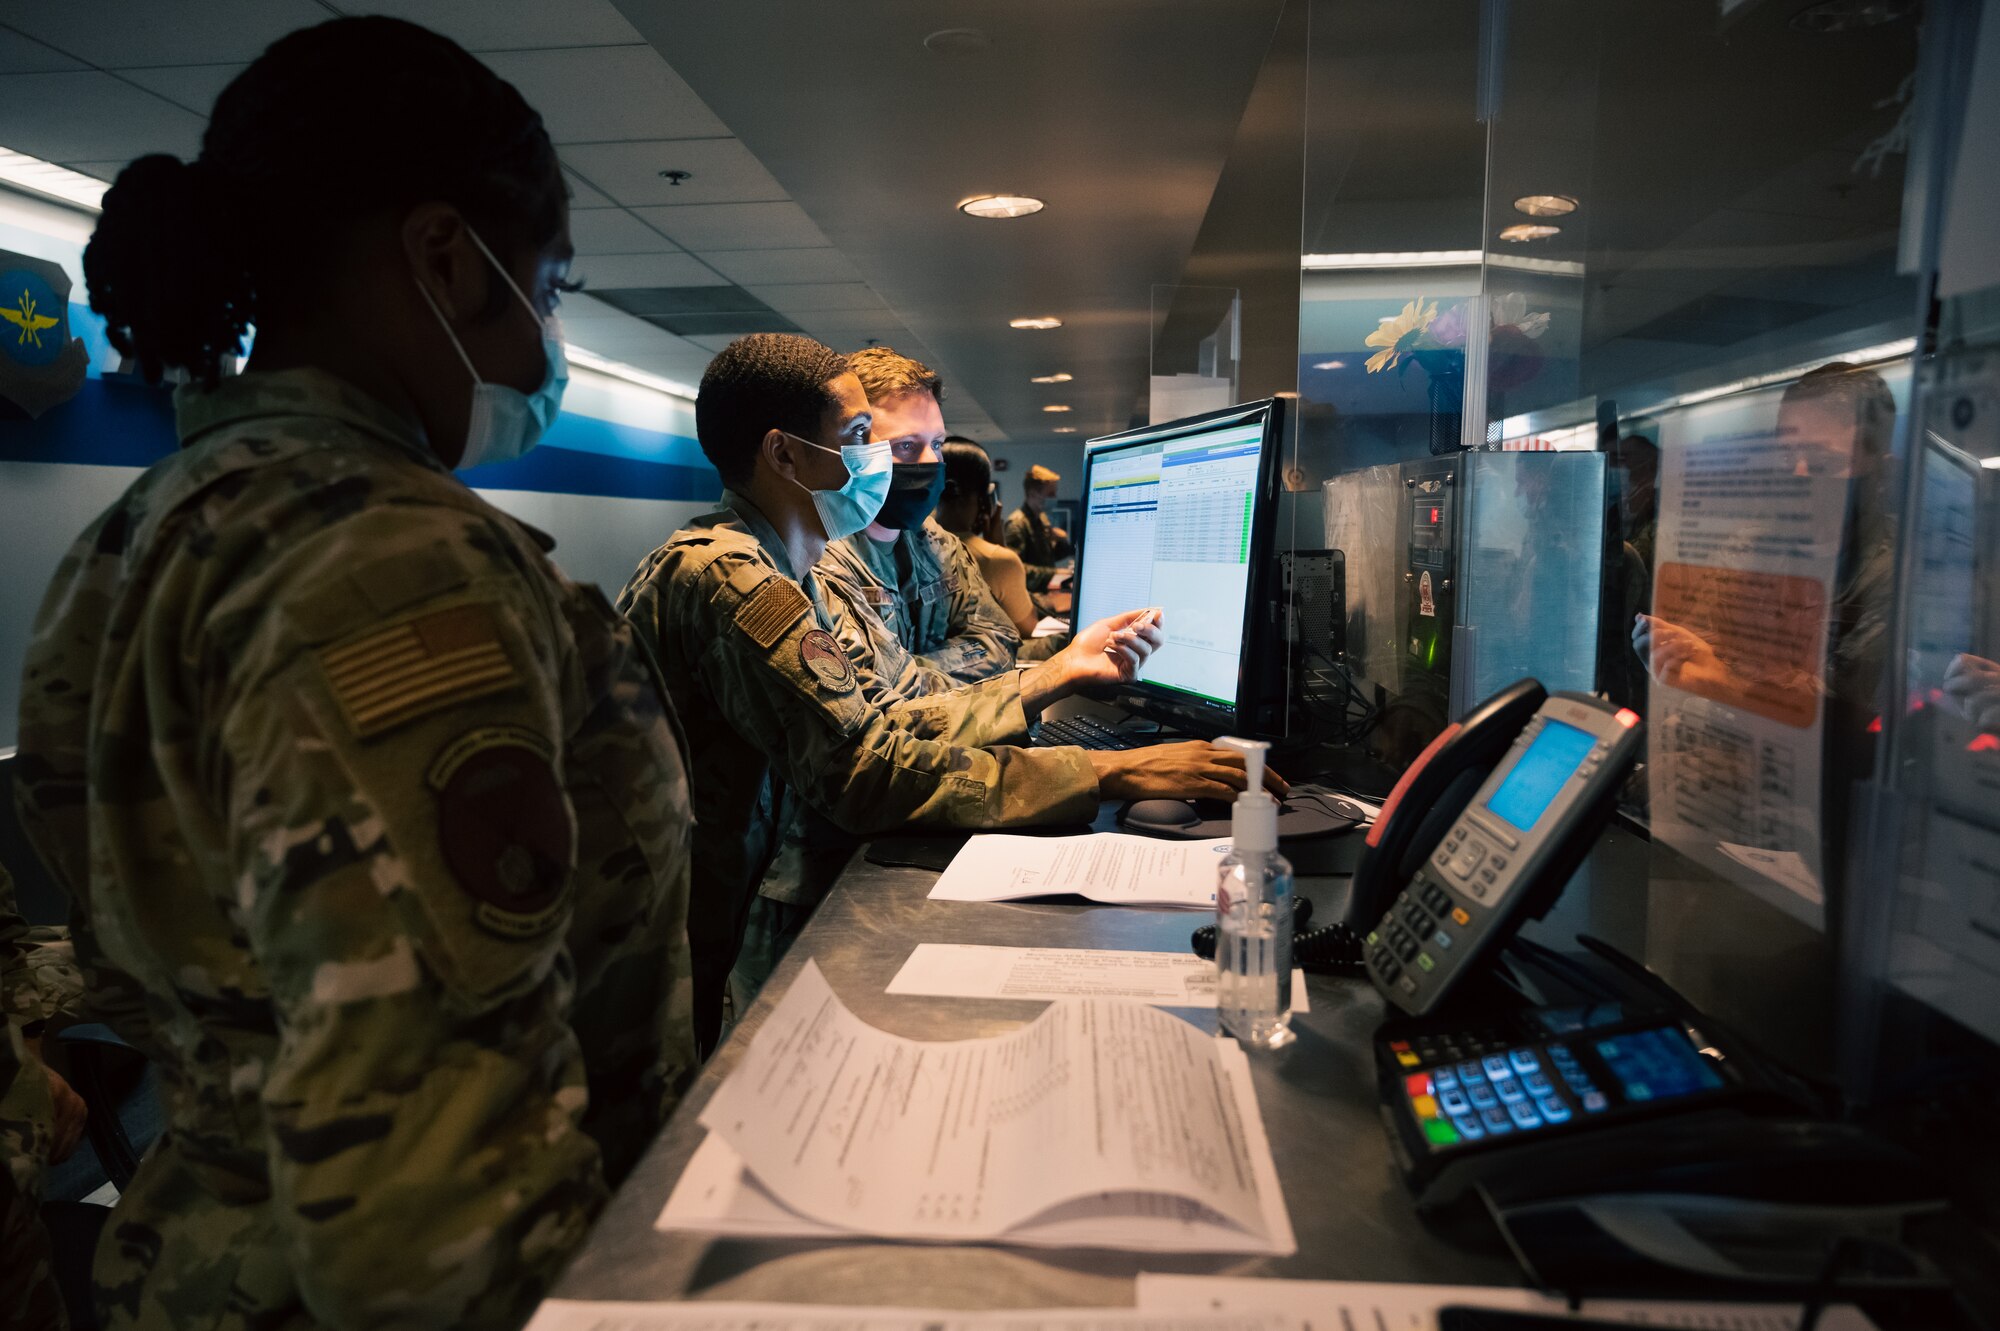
[1422,1117,1460,1146]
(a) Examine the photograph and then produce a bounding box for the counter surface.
[550,818,1522,1307]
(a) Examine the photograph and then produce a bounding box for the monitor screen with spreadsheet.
[1073,400,1282,722]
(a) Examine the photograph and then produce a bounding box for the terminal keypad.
[1396,1038,1600,1148]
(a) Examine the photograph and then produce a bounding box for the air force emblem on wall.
[0,251,87,419]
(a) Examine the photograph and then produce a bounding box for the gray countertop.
[549,817,1523,1308]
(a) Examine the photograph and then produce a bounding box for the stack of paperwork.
[926,832,1229,908]
[658,961,1295,1254]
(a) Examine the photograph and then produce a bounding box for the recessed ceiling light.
[1010,316,1062,330]
[1513,194,1577,218]
[1498,223,1561,242]
[1053,427,1077,433]
[959,194,1045,220]
[1313,359,1346,370]
[1043,404,1072,413]
[1030,372,1073,384]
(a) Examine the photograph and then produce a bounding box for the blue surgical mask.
[416,226,570,469]
[784,433,892,541]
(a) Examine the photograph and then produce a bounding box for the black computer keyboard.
[1030,715,1145,751]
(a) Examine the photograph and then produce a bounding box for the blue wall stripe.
[0,372,719,502]
[462,443,720,501]
[535,409,709,469]
[0,376,177,467]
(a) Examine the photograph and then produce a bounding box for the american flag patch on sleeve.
[321,603,520,738]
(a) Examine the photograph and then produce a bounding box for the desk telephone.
[1340,679,1946,1303]
[1343,679,1640,1014]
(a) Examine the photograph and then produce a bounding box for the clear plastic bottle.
[1213,737,1295,1049]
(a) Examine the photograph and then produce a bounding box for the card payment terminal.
[1363,692,1643,1016]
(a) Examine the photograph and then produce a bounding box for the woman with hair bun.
[15,18,695,1328]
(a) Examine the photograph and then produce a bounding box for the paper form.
[928,832,1231,908]
[524,1303,1300,1331]
[685,961,1293,1253]
[1644,386,1858,928]
[1134,1275,1875,1330]
[887,944,1308,1012]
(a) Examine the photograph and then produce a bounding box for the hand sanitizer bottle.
[1213,736,1295,1049]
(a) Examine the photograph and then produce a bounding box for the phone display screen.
[1483,719,1596,831]
[1591,1026,1724,1102]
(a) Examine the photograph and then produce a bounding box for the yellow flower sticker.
[1364,297,1438,373]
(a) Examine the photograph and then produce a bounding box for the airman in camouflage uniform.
[3,859,86,1330]
[620,490,1102,1046]
[13,368,696,1330]
[817,518,1021,696]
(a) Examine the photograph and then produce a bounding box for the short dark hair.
[847,345,944,406]
[941,438,993,501]
[86,17,562,387]
[1782,361,1897,465]
[696,334,849,485]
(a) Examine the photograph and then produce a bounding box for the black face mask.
[872,461,945,530]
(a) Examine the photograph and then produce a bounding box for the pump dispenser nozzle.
[1213,735,1277,853]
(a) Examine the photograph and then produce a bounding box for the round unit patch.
[799,628,856,691]
[429,727,572,939]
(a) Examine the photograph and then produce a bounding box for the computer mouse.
[1126,799,1201,827]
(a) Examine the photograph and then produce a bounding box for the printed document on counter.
[663,960,1295,1255]
[1134,1275,1876,1330]
[928,831,1228,907]
[525,1303,1300,1331]
[888,943,1308,1011]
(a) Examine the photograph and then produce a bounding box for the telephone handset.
[1348,677,1549,932]
[1357,684,1643,1016]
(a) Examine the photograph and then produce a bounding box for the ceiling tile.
[590,285,773,317]
[568,251,727,288]
[563,167,615,209]
[0,72,204,162]
[480,47,727,145]
[747,282,887,314]
[639,310,801,337]
[113,63,245,115]
[701,248,861,286]
[337,0,643,51]
[558,138,785,208]
[567,208,680,256]
[0,25,86,72]
[635,200,826,252]
[686,334,741,353]
[0,0,329,66]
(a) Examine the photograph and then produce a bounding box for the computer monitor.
[1073,398,1287,736]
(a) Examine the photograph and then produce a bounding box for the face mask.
[783,433,892,541]
[872,461,946,531]
[416,227,570,469]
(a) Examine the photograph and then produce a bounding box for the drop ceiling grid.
[0,2,932,386]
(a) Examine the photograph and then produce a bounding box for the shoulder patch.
[428,727,571,940]
[799,628,857,692]
[321,603,518,738]
[735,577,812,649]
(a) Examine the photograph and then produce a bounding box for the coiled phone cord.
[1189,898,1369,976]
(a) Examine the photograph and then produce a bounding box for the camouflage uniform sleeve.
[920,526,1020,684]
[815,555,959,702]
[1003,511,1056,591]
[676,555,1097,835]
[0,866,64,1329]
[811,565,1031,749]
[0,866,82,1033]
[212,522,609,1329]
